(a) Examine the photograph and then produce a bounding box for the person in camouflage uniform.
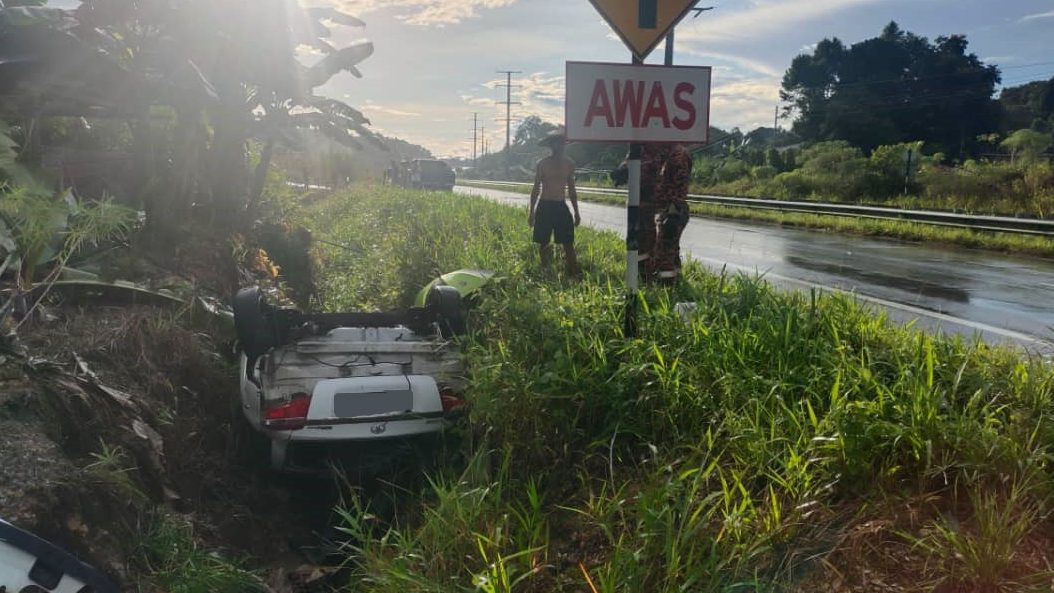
[637,144,665,279]
[654,144,692,282]
[612,145,664,279]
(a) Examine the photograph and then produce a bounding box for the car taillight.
[263,392,312,431]
[440,387,467,413]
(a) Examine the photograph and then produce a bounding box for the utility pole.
[774,102,779,133]
[496,69,521,179]
[472,112,478,168]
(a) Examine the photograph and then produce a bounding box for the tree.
[513,116,558,147]
[782,22,1001,158]
[1,0,379,236]
[1001,129,1052,164]
[999,77,1054,132]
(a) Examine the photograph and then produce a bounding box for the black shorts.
[533,201,574,245]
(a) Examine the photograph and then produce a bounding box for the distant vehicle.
[0,517,119,593]
[233,284,469,473]
[387,159,455,191]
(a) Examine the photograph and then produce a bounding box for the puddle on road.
[785,255,972,303]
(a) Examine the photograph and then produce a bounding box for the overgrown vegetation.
[304,186,1054,592]
[689,140,1054,218]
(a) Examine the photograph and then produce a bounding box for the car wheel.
[427,285,466,338]
[233,287,277,360]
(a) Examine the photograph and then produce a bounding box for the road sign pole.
[664,28,674,65]
[625,141,641,337]
[625,54,643,338]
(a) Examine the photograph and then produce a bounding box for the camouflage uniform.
[654,145,692,281]
[637,145,663,278]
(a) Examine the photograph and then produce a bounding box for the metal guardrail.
[460,180,1054,237]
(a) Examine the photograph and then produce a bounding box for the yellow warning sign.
[588,0,699,61]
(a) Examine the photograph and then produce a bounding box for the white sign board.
[565,61,711,144]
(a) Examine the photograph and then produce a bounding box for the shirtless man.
[529,132,582,277]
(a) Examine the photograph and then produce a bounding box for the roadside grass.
[132,513,264,593]
[458,180,1054,259]
[304,185,1054,592]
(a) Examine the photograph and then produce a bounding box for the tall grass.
[304,185,1054,592]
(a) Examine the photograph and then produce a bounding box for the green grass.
[133,513,264,593]
[459,180,1054,258]
[303,184,1054,592]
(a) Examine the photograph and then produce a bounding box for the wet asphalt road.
[455,185,1054,352]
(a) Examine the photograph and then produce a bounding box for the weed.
[133,512,264,593]
[85,440,149,507]
[301,185,1054,592]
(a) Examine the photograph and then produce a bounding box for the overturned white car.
[234,285,469,472]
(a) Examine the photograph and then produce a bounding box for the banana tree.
[2,0,381,236]
[244,8,384,208]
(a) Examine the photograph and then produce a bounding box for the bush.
[691,157,719,186]
[683,139,1053,216]
[715,159,751,183]
[771,170,812,199]
[751,165,778,181]
[799,141,866,176]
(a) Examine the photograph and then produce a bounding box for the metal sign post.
[626,123,642,336]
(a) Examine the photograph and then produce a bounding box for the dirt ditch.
[1,301,358,591]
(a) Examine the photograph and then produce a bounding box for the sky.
[310,0,1054,159]
[47,0,1054,158]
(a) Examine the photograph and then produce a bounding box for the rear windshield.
[417,160,451,174]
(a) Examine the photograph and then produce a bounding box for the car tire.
[233,287,277,360]
[427,285,466,338]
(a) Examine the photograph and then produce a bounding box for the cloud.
[313,0,517,26]
[471,71,566,125]
[710,80,782,130]
[678,0,884,44]
[1019,10,1054,22]
[361,104,422,118]
[679,49,782,78]
[461,95,494,107]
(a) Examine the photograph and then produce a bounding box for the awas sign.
[566,61,711,144]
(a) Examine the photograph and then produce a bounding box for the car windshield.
[417,160,451,174]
